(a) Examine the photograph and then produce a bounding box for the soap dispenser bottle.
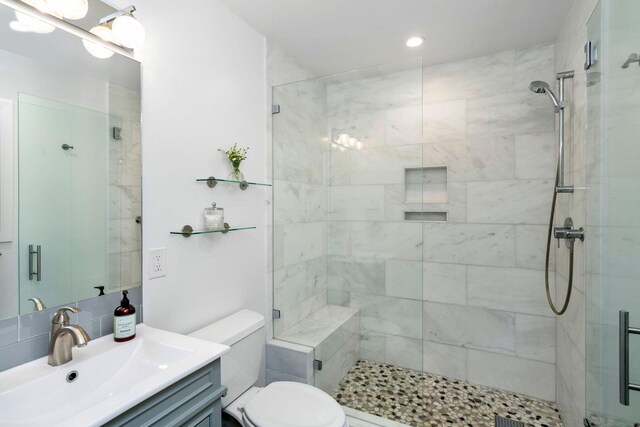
[113,290,136,342]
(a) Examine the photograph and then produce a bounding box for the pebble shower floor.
[332,360,564,427]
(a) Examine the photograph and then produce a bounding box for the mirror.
[0,0,141,321]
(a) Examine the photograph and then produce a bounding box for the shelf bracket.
[206,176,218,188]
[178,223,230,237]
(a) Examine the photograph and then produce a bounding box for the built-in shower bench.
[267,305,360,393]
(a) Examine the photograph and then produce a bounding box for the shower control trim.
[553,217,584,248]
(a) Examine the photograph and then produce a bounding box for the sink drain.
[66,370,79,383]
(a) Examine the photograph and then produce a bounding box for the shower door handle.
[619,310,640,405]
[28,244,41,281]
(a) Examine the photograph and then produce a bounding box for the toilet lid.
[243,382,346,427]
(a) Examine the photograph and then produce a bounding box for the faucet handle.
[51,306,81,325]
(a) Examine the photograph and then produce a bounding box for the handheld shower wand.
[529,71,584,316]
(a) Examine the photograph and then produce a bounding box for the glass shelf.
[196,176,272,190]
[171,224,256,237]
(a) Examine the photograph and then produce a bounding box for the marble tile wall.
[107,84,142,294]
[554,0,599,425]
[271,46,329,337]
[325,46,558,401]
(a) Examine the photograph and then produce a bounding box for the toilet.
[189,310,348,427]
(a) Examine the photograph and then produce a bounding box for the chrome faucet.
[28,297,46,311]
[48,307,90,367]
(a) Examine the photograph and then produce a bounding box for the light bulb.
[349,137,357,147]
[356,141,363,150]
[10,11,55,33]
[83,25,115,59]
[406,36,425,47]
[48,0,88,19]
[338,133,349,145]
[112,14,145,48]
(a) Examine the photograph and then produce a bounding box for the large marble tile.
[350,145,422,185]
[350,222,422,261]
[329,185,385,221]
[331,112,386,148]
[423,223,516,267]
[423,50,514,104]
[515,44,556,93]
[423,262,466,305]
[352,293,423,340]
[515,314,556,363]
[384,335,422,371]
[316,314,360,362]
[273,180,307,224]
[385,260,422,300]
[467,91,555,137]
[360,330,385,362]
[515,132,557,180]
[516,225,555,270]
[385,105,422,146]
[423,137,515,182]
[327,222,350,256]
[328,256,385,295]
[328,68,422,116]
[266,339,314,380]
[423,340,467,381]
[316,334,360,394]
[283,222,325,267]
[329,148,351,185]
[267,41,315,87]
[467,266,551,316]
[274,256,327,311]
[423,100,466,143]
[423,302,515,355]
[467,179,551,225]
[467,349,556,401]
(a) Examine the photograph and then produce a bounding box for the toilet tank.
[189,309,265,408]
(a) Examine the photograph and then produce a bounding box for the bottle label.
[114,314,136,339]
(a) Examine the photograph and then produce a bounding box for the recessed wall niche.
[404,166,448,204]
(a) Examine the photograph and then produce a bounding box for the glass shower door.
[586,0,640,424]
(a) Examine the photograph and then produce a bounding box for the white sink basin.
[0,324,229,427]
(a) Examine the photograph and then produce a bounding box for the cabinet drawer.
[105,360,226,427]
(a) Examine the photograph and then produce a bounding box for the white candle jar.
[204,203,224,230]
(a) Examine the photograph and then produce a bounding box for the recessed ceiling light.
[406,36,424,47]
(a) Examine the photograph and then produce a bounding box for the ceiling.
[219,0,573,76]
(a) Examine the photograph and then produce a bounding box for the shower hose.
[544,161,574,315]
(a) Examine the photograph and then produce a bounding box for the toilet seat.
[242,382,347,427]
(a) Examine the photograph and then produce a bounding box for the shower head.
[529,80,561,109]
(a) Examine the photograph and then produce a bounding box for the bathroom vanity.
[0,326,229,426]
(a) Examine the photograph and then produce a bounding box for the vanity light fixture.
[83,5,144,58]
[48,0,88,20]
[2,0,136,59]
[406,36,424,47]
[82,24,115,59]
[10,10,55,33]
[99,5,145,49]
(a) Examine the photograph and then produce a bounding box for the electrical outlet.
[148,248,166,279]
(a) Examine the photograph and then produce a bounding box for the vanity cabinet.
[104,360,226,427]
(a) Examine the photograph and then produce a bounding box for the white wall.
[110,0,268,334]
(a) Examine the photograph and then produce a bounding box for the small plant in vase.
[219,143,249,182]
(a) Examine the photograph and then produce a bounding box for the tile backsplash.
[0,287,141,372]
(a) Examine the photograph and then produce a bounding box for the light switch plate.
[148,247,166,279]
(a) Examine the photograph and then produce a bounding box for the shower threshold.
[333,360,563,427]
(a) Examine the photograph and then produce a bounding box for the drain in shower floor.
[495,415,525,427]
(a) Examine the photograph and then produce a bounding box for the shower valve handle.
[553,217,584,248]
